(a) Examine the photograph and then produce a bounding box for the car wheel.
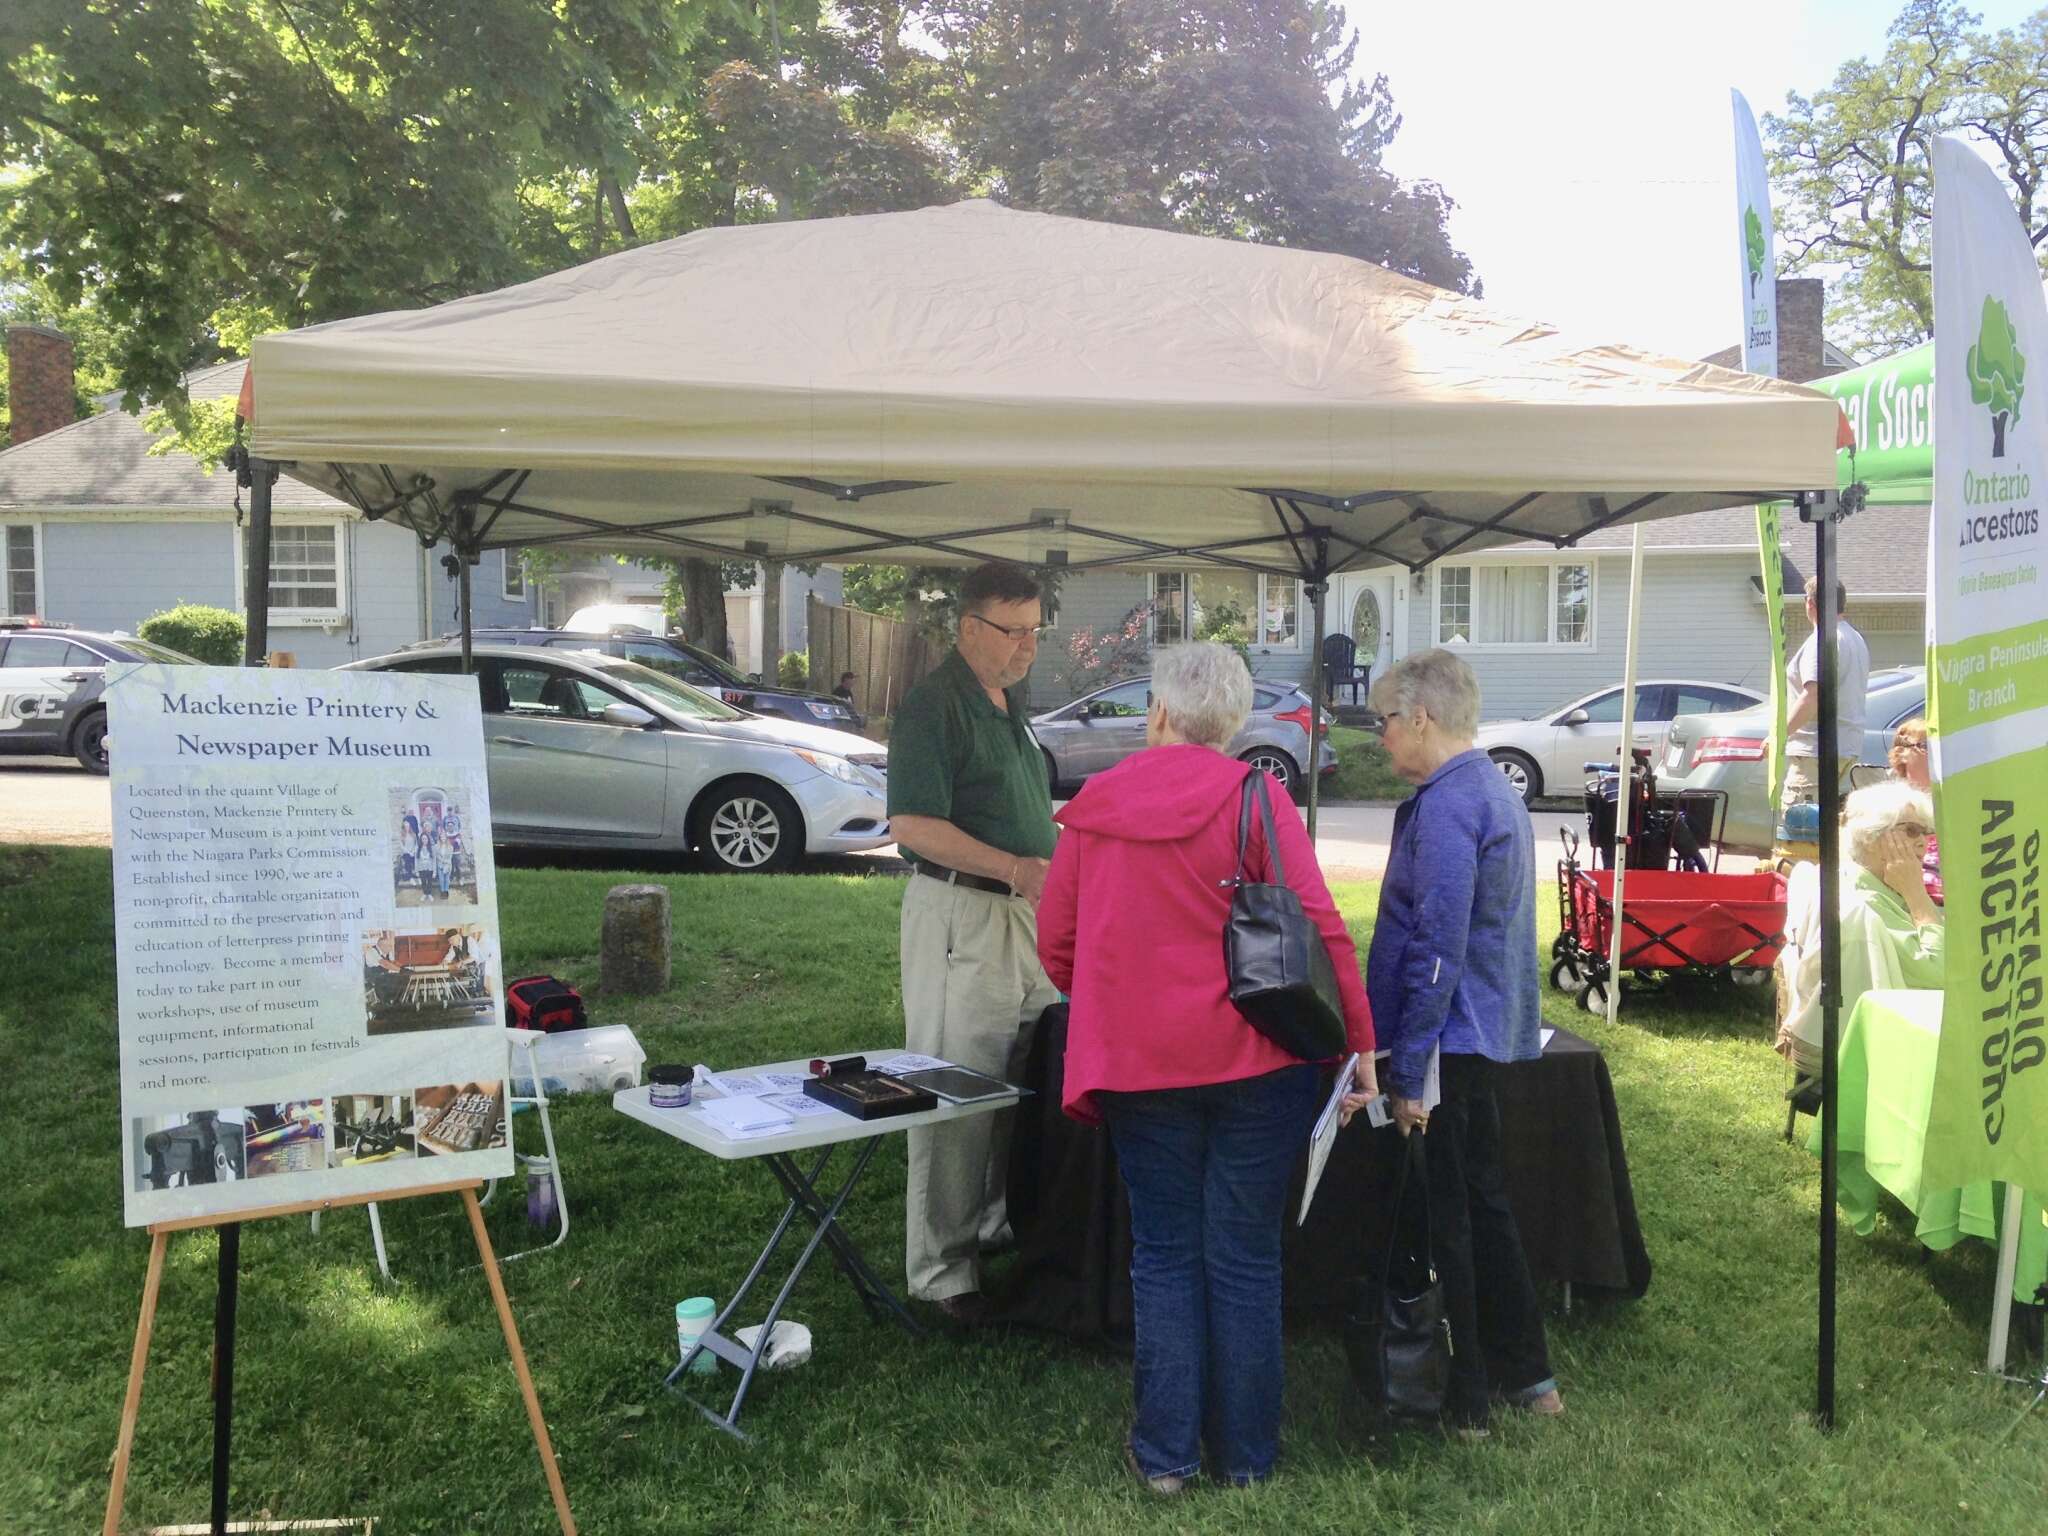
[696,779,804,873]
[1238,747,1300,796]
[72,709,111,774]
[1489,749,1540,804]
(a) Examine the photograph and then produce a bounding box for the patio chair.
[1321,633,1370,705]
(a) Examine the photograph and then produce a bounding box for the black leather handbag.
[1222,769,1347,1061]
[1347,1131,1452,1418]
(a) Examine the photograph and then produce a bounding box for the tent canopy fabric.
[248,199,1843,578]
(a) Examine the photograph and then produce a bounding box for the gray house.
[1027,279,1927,718]
[1,332,539,659]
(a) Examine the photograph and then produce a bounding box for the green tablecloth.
[1810,988,2048,1303]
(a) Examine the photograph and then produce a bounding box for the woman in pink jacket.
[1037,642,1376,1494]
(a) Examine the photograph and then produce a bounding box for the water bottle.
[523,1155,558,1230]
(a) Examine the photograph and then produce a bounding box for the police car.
[0,619,203,772]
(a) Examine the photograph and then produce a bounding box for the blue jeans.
[1101,1063,1321,1484]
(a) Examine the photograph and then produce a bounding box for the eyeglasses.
[1896,741,1928,754]
[965,613,1050,643]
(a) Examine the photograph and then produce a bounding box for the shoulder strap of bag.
[1378,1131,1435,1291]
[1233,769,1286,887]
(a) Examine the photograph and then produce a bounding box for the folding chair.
[315,1027,569,1281]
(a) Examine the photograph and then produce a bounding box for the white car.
[342,645,888,872]
[1475,679,1766,804]
[563,602,674,637]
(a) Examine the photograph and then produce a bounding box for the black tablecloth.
[993,1009,1651,1341]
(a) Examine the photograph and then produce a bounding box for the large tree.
[1768,0,2048,358]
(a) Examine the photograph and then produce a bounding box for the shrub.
[139,603,245,665]
[1048,600,1154,698]
[778,649,810,689]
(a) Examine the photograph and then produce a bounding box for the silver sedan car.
[1664,667,1926,855]
[1032,675,1336,795]
[1474,679,1765,805]
[343,645,890,873]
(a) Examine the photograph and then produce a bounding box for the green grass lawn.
[1324,726,1410,802]
[2,844,2041,1535]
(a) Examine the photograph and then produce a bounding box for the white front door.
[1334,571,1401,688]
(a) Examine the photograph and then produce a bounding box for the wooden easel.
[104,1179,576,1536]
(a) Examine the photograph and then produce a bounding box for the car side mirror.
[601,703,658,730]
[1083,702,1107,720]
[1562,708,1591,727]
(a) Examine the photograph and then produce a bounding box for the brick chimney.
[1700,276,1834,383]
[6,325,77,447]
[1773,278,1832,383]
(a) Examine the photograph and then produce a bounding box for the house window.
[502,551,526,602]
[239,520,345,622]
[3,524,38,617]
[1150,570,1302,650]
[1435,559,1593,648]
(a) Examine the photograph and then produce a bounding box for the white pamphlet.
[1297,1053,1361,1227]
[697,1095,795,1139]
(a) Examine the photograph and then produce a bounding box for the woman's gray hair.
[1150,642,1254,750]
[1367,648,1481,739]
[1842,779,1935,868]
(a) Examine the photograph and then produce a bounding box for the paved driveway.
[2,757,1583,880]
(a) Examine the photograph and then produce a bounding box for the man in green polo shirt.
[888,561,1060,1325]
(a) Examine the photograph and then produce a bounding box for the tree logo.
[1744,206,1766,297]
[1966,295,2026,458]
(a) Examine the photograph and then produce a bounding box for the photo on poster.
[244,1100,328,1178]
[329,1093,415,1166]
[415,1081,508,1157]
[388,785,480,909]
[360,925,496,1036]
[132,1109,247,1193]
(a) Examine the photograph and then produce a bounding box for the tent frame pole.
[454,499,479,676]
[1304,537,1330,842]
[1800,489,1842,1430]
[241,457,277,667]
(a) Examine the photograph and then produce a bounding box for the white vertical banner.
[1923,136,2048,1194]
[1733,88,1787,803]
[108,664,514,1227]
[1732,89,1779,378]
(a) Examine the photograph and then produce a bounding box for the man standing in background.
[1782,576,1871,809]
[887,562,1060,1326]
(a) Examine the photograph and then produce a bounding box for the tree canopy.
[4,0,1473,648]
[1767,0,2048,358]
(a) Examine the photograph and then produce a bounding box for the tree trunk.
[601,176,637,243]
[1994,411,2009,457]
[680,558,730,660]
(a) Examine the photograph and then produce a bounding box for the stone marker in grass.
[602,883,671,994]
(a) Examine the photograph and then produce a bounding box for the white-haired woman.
[1038,642,1376,1494]
[1779,780,1943,1075]
[1364,648,1559,1437]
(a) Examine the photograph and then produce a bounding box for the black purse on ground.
[1345,1131,1452,1418]
[1222,769,1347,1060]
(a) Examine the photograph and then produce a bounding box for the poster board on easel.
[107,664,516,1227]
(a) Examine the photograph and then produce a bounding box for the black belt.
[915,860,1015,898]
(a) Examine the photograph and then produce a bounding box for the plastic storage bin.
[511,1025,646,1096]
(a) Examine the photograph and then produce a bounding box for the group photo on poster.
[389,783,480,908]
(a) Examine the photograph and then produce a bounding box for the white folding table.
[613,1051,1023,1439]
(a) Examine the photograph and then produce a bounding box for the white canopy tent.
[246,198,1840,576]
[235,197,1864,1416]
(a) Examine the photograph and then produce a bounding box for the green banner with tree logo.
[1923,138,2048,1194]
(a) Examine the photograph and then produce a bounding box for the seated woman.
[1886,717,1941,904]
[1777,779,1943,1078]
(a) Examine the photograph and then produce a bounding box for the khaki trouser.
[1780,753,1855,810]
[900,872,1060,1301]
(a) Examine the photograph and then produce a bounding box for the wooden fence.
[805,595,943,721]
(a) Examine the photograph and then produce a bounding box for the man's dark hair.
[1803,576,1848,612]
[839,671,856,683]
[960,562,1042,615]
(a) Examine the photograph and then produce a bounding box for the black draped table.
[994,1010,1651,1341]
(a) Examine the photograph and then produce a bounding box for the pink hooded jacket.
[1036,742,1374,1125]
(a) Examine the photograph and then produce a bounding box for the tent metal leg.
[1305,547,1329,842]
[1807,496,1843,1430]
[242,457,276,666]
[455,500,478,675]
